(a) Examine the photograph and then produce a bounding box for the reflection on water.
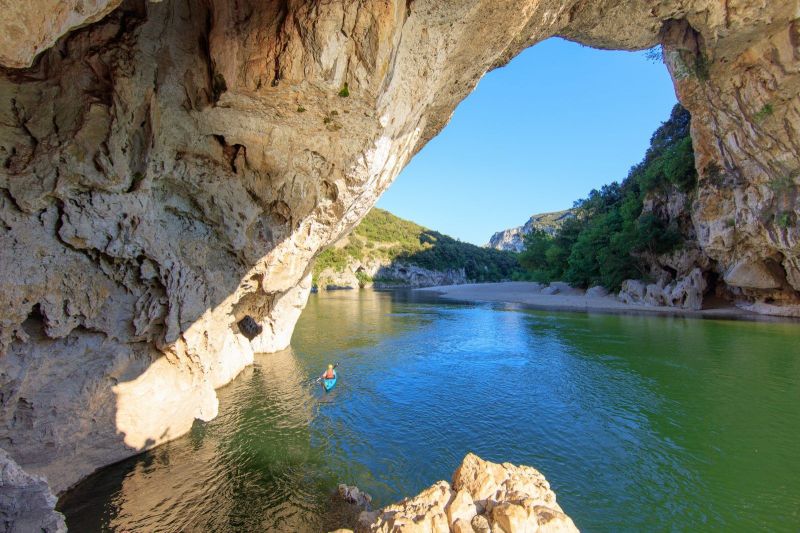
[60,289,800,532]
[59,348,336,532]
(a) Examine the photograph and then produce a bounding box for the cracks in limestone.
[781,116,800,156]
[47,196,172,346]
[0,188,25,219]
[199,4,225,106]
[708,86,793,207]
[211,134,246,174]
[271,1,291,87]
[405,0,414,21]
[6,99,38,174]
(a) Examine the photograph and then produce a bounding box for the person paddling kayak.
[320,363,338,391]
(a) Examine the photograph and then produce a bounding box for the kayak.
[323,370,337,392]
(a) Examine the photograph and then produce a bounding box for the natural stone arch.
[0,0,797,499]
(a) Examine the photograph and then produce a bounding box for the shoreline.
[415,282,797,322]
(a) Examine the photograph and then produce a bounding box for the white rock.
[724,260,783,289]
[585,286,609,298]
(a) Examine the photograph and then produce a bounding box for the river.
[59,289,800,531]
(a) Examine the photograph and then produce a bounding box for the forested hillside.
[516,104,697,290]
[314,209,521,287]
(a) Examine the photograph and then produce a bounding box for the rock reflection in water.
[59,348,337,532]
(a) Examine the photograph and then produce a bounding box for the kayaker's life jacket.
[324,369,335,379]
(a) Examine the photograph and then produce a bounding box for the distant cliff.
[486,210,576,252]
[314,209,520,289]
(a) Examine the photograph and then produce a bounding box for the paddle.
[315,362,339,383]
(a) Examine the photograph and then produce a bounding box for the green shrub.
[703,161,725,187]
[754,103,773,122]
[355,270,372,287]
[315,248,349,273]
[769,174,795,192]
[338,83,350,97]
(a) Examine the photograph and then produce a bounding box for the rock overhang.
[0,0,797,509]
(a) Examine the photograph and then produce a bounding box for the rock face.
[356,453,577,533]
[317,257,467,290]
[619,268,707,310]
[0,0,798,497]
[0,449,66,533]
[338,484,373,509]
[487,210,576,252]
[374,264,468,288]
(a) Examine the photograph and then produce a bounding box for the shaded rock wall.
[0,448,66,532]
[0,0,797,494]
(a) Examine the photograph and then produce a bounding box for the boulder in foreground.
[354,453,578,532]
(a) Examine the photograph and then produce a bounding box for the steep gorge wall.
[0,0,798,498]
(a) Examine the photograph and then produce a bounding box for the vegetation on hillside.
[313,208,521,284]
[516,104,697,290]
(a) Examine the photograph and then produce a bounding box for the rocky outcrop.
[316,258,467,290]
[541,281,584,296]
[660,11,800,305]
[0,0,126,69]
[338,484,374,509]
[0,449,66,533]
[618,268,707,310]
[0,0,797,499]
[487,210,576,252]
[354,453,577,533]
[373,264,468,288]
[724,260,784,290]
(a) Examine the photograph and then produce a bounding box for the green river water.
[59,289,800,531]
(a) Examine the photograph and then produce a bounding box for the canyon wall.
[0,0,798,500]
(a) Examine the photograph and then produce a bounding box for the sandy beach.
[416,281,765,320]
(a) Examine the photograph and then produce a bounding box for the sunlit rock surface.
[0,0,798,496]
[354,453,578,533]
[487,209,576,252]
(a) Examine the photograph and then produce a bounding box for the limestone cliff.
[317,258,468,291]
[0,0,797,503]
[487,210,576,252]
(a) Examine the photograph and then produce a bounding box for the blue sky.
[376,38,677,245]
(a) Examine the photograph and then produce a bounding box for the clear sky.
[376,37,678,245]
